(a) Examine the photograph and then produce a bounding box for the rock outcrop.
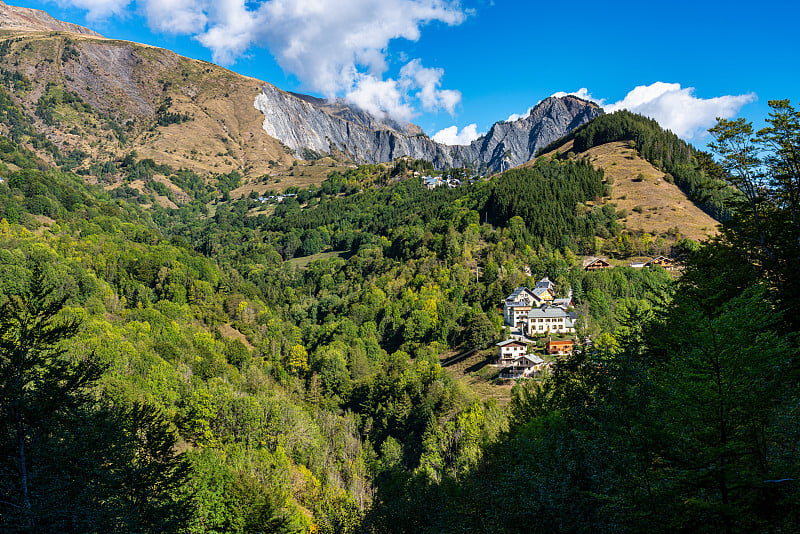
[254,85,603,171]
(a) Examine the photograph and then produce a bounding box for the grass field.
[441,349,513,405]
[286,250,351,269]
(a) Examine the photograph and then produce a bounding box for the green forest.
[0,75,798,533]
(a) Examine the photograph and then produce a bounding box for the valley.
[0,3,796,534]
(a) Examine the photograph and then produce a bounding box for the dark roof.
[506,287,534,301]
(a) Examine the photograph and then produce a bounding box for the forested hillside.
[363,100,800,533]
[0,75,683,533]
[0,44,796,532]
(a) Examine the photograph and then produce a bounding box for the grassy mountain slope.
[0,29,295,178]
[537,139,719,242]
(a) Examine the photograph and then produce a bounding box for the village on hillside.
[492,254,679,380]
[492,277,578,379]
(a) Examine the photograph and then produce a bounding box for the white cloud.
[135,0,464,121]
[550,87,605,106]
[432,123,482,145]
[58,0,466,121]
[604,82,756,140]
[506,107,532,123]
[53,0,131,20]
[345,74,416,123]
[400,59,461,114]
[141,0,207,34]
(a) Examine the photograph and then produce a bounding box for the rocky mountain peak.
[254,86,603,171]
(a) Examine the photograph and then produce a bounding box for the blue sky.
[21,0,799,147]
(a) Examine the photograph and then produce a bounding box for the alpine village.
[0,2,798,533]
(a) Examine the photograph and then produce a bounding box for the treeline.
[486,158,615,250]
[0,70,738,533]
[259,158,618,260]
[539,110,735,220]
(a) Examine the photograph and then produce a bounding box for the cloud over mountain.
[432,123,481,145]
[56,0,466,122]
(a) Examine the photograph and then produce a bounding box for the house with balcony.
[503,287,538,327]
[496,339,528,364]
[499,354,546,379]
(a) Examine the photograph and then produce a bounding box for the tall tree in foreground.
[0,267,190,532]
[0,266,103,530]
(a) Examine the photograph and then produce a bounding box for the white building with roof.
[525,305,575,335]
[499,354,546,379]
[503,287,538,327]
[496,339,528,364]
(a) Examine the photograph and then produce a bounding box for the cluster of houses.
[502,277,577,335]
[422,175,463,190]
[583,255,678,271]
[256,192,298,203]
[494,277,579,379]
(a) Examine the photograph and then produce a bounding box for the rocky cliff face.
[254,85,603,171]
[0,1,101,36]
[0,0,602,177]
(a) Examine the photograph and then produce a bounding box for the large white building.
[525,305,576,335]
[503,279,578,336]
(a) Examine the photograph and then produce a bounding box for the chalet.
[545,338,574,356]
[499,354,546,379]
[525,305,575,336]
[503,287,538,327]
[535,277,555,291]
[496,339,528,364]
[644,255,677,271]
[532,277,555,304]
[583,256,611,271]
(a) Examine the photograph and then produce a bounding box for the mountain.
[0,28,295,179]
[537,139,719,242]
[0,4,600,178]
[0,1,100,36]
[256,85,602,171]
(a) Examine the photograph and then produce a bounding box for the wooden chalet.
[499,354,545,379]
[545,338,574,356]
[583,256,611,271]
[644,255,677,271]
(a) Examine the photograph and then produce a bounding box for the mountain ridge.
[0,1,101,36]
[255,85,602,171]
[0,3,602,176]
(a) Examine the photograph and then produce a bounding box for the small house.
[496,339,528,364]
[583,256,611,271]
[532,277,555,303]
[644,256,677,271]
[545,338,574,356]
[499,355,546,379]
[422,176,440,189]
